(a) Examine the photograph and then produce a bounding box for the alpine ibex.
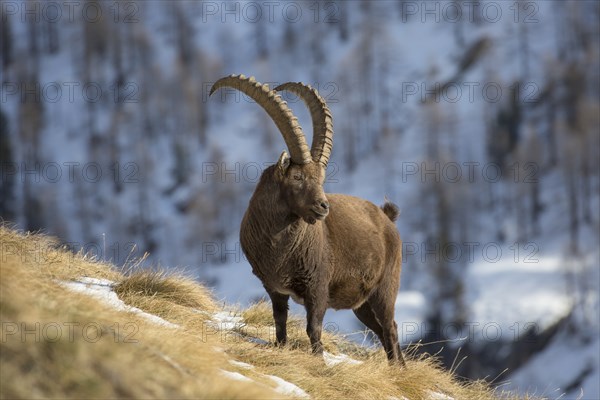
[210,75,405,365]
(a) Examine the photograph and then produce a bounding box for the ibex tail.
[381,199,400,222]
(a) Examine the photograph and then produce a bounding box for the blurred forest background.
[1,0,599,396]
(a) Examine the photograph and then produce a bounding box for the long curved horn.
[274,82,333,169]
[210,75,312,164]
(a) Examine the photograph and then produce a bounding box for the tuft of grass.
[242,300,303,329]
[113,269,217,326]
[115,270,215,310]
[0,226,537,400]
[241,300,275,326]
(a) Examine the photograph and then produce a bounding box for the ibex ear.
[277,150,291,176]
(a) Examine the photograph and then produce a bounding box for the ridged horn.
[274,82,333,169]
[210,74,312,164]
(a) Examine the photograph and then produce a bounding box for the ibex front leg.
[267,290,289,346]
[304,285,328,354]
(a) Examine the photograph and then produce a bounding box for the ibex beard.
[210,75,405,366]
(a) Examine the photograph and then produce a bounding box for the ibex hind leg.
[367,293,406,367]
[353,302,384,343]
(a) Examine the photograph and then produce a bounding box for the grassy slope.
[0,227,533,399]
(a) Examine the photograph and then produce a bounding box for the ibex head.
[274,150,329,224]
[210,75,333,224]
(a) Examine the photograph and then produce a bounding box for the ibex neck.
[243,172,314,245]
[246,191,306,239]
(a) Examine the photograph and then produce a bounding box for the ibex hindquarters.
[324,194,404,365]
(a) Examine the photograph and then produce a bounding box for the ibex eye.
[293,174,303,181]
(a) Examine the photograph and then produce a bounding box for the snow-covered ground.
[508,331,600,399]
[468,255,572,339]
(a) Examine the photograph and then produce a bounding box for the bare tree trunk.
[546,98,558,166]
[46,20,59,54]
[1,8,13,72]
[567,171,579,254]
[0,109,15,220]
[581,155,592,224]
[517,1,530,79]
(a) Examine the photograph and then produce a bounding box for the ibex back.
[210,75,405,366]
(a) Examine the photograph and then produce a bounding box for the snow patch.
[219,369,254,383]
[426,390,455,400]
[265,374,310,399]
[224,361,310,399]
[60,277,179,329]
[323,351,363,367]
[229,360,255,370]
[77,277,115,286]
[211,311,245,330]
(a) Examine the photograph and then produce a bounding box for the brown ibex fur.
[211,75,405,365]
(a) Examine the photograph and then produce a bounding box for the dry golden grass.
[0,226,536,399]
